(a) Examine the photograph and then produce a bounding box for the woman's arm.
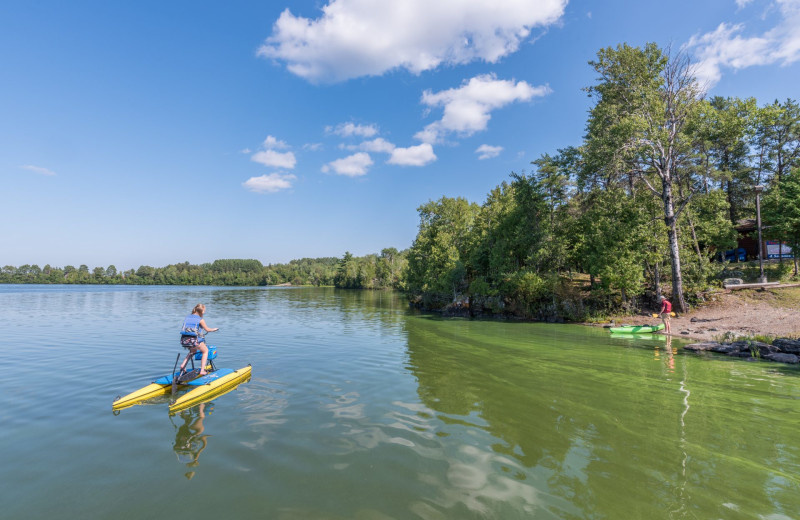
[198,319,219,332]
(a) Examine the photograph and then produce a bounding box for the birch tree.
[584,43,703,312]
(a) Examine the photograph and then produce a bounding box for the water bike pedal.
[177,369,205,384]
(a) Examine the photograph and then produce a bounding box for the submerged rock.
[684,337,800,365]
[764,353,800,364]
[684,342,721,351]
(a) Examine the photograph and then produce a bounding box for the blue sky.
[2,0,799,269]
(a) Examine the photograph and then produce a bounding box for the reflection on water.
[403,315,800,519]
[1,285,799,520]
[172,403,212,479]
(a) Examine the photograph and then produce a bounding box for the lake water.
[2,285,799,519]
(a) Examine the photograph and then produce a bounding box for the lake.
[2,284,799,519]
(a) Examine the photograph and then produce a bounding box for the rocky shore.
[684,338,800,364]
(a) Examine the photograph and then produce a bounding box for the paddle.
[652,312,676,317]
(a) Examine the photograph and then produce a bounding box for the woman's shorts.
[180,335,205,347]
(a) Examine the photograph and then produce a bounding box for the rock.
[764,353,800,364]
[723,278,744,285]
[773,338,800,354]
[681,331,690,335]
[684,342,722,351]
[708,328,718,331]
[711,344,740,353]
[754,342,779,357]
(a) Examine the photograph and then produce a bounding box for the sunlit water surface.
[2,285,799,519]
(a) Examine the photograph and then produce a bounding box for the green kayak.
[608,323,665,334]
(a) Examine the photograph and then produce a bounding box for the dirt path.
[600,285,800,341]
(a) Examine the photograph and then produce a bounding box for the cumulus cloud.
[327,122,379,138]
[243,173,297,193]
[342,137,397,153]
[251,149,297,169]
[21,164,56,176]
[415,74,551,143]
[250,135,297,169]
[258,0,568,82]
[685,0,800,87]
[476,144,503,159]
[359,138,396,153]
[262,135,289,149]
[388,143,436,166]
[322,152,374,176]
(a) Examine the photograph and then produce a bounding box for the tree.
[406,197,479,306]
[761,99,800,185]
[585,43,704,312]
[763,167,800,275]
[335,252,359,288]
[693,96,757,223]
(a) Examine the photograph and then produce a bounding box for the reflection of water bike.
[112,330,251,413]
[172,402,211,479]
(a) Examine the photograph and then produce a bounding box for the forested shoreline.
[0,253,408,289]
[5,43,800,322]
[402,43,800,321]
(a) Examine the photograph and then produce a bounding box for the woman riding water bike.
[180,304,219,376]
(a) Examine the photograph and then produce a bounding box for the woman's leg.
[198,343,209,375]
[180,347,196,370]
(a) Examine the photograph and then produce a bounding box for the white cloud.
[250,135,297,169]
[685,0,800,87]
[258,0,568,82]
[322,152,374,176]
[21,165,56,176]
[415,74,551,143]
[251,149,297,169]
[388,143,436,166]
[243,173,297,193]
[262,135,289,149]
[476,144,503,159]
[345,137,396,153]
[327,122,379,138]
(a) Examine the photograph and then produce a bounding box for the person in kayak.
[180,304,218,376]
[659,296,672,334]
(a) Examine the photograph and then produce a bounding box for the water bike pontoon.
[112,331,251,413]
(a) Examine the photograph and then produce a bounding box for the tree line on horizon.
[1,252,409,289]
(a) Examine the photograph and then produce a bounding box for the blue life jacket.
[180,314,202,337]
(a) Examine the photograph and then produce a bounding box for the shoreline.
[591,285,800,342]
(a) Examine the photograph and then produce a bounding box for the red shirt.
[661,300,672,313]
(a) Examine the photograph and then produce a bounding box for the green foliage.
[403,43,799,319]
[210,259,264,273]
[405,196,479,305]
[0,252,406,289]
